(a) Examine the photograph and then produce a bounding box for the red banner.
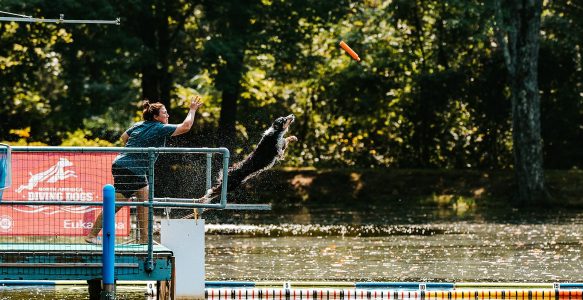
[0,152,130,236]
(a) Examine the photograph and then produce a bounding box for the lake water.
[204,205,583,282]
[2,204,583,299]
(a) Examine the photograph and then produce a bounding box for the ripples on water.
[205,207,583,283]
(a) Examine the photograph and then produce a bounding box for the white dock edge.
[161,218,205,299]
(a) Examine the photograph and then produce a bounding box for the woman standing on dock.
[85,96,203,244]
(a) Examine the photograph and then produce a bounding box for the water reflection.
[205,205,583,282]
[0,286,149,300]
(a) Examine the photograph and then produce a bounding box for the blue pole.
[0,146,7,201]
[101,184,116,299]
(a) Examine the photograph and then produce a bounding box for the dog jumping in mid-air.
[197,114,297,207]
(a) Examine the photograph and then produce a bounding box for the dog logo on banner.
[16,158,77,193]
[13,157,97,215]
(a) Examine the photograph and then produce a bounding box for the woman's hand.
[173,95,204,136]
[190,95,203,111]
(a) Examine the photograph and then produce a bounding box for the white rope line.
[0,10,32,18]
[0,12,119,25]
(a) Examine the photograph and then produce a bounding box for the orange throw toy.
[339,41,361,62]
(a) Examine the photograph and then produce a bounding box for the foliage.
[0,19,71,143]
[60,129,116,147]
[0,0,581,170]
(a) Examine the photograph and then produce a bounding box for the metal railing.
[1,146,233,272]
[7,145,231,206]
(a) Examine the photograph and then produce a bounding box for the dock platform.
[0,243,173,281]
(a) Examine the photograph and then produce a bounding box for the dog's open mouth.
[283,114,295,129]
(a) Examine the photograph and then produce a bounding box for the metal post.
[101,184,116,299]
[146,148,155,272]
[198,153,214,215]
[206,153,212,190]
[220,148,230,207]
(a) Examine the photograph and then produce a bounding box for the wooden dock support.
[157,279,172,300]
[88,279,101,300]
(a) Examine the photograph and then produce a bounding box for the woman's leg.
[135,186,150,243]
[86,194,124,241]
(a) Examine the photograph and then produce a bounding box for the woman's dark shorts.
[112,167,148,199]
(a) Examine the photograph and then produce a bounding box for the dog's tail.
[182,187,221,219]
[200,186,221,203]
[190,185,220,203]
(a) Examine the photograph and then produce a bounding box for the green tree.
[0,8,71,142]
[539,0,583,169]
[1,0,581,175]
[198,0,349,149]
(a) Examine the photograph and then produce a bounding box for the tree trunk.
[139,0,173,108]
[157,0,172,107]
[140,4,160,103]
[141,63,160,102]
[216,57,244,150]
[495,0,548,205]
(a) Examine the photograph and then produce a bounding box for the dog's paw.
[288,136,298,142]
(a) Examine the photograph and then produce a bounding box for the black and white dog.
[200,114,297,204]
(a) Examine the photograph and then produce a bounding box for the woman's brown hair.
[142,100,165,121]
